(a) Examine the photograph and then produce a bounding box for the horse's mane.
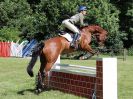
[80,24,98,29]
[80,25,107,35]
[80,24,104,30]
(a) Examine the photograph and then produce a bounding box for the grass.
[0,56,133,99]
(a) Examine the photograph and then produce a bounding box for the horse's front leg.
[82,43,97,54]
[80,44,98,59]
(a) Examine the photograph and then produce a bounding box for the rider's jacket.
[69,13,85,26]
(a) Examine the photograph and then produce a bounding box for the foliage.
[124,1,133,48]
[0,0,33,40]
[86,0,125,49]
[0,27,20,41]
[114,0,133,48]
[0,0,32,28]
[128,46,133,56]
[35,0,83,36]
[0,0,133,52]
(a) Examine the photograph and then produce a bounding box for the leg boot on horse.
[35,71,46,94]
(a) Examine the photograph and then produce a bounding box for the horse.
[26,25,107,93]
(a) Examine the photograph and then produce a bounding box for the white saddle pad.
[59,33,73,42]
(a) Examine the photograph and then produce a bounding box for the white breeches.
[62,19,80,34]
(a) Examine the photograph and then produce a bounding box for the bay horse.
[26,25,107,93]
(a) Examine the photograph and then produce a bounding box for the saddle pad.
[59,33,73,42]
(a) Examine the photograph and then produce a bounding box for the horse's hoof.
[35,88,42,94]
[38,88,42,93]
[79,56,83,60]
[79,56,87,60]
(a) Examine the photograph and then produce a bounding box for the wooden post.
[123,49,127,61]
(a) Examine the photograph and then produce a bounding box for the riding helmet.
[78,6,87,12]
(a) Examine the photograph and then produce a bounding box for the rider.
[62,5,87,49]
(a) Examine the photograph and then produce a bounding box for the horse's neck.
[81,28,94,35]
[87,26,97,33]
[82,25,103,35]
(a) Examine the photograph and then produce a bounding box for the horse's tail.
[27,42,44,77]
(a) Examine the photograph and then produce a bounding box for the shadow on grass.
[17,89,35,95]
[17,88,52,95]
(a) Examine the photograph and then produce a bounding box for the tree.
[35,0,84,37]
[0,0,34,41]
[0,0,129,52]
[115,0,133,48]
[0,27,19,41]
[86,0,125,50]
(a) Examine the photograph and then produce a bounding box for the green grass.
[0,56,133,99]
[117,56,133,99]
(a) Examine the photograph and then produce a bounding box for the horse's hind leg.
[35,71,45,94]
[35,62,54,93]
[35,55,46,94]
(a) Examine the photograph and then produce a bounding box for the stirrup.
[70,42,75,48]
[70,42,77,49]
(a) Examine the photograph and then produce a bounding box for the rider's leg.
[62,19,80,48]
[70,32,80,48]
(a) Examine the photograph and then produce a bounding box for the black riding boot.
[70,33,80,49]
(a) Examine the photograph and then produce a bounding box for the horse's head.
[94,29,107,47]
[81,25,108,47]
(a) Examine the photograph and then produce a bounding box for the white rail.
[52,63,96,77]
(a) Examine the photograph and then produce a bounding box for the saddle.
[58,30,81,50]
